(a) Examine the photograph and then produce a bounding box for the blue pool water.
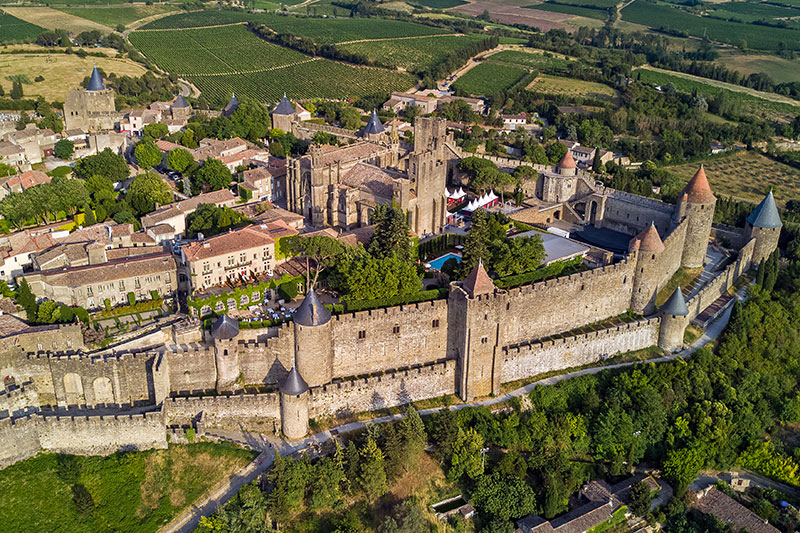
[428,252,461,270]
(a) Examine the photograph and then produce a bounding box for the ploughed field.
[129,24,415,106]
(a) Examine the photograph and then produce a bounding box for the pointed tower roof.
[280,366,309,395]
[211,314,239,340]
[172,94,189,109]
[557,150,577,170]
[747,190,782,229]
[222,94,239,116]
[660,286,689,316]
[273,93,295,115]
[462,260,495,297]
[681,165,715,204]
[630,222,665,253]
[364,109,385,135]
[87,66,105,91]
[294,288,331,327]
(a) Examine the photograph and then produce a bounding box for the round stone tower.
[745,190,782,265]
[678,166,716,268]
[271,93,295,133]
[629,222,666,314]
[658,286,690,352]
[293,288,333,388]
[211,314,241,392]
[557,150,577,177]
[279,366,309,440]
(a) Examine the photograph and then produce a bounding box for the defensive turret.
[657,287,689,352]
[210,314,240,392]
[745,190,782,265]
[293,288,333,388]
[677,166,716,268]
[629,222,666,314]
[279,366,310,440]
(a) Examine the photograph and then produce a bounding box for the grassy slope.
[0,443,256,533]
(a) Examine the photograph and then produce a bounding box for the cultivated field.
[411,0,466,7]
[452,61,529,95]
[3,6,111,34]
[453,1,570,31]
[636,67,800,122]
[527,74,618,103]
[666,151,800,206]
[129,25,415,106]
[0,11,44,44]
[0,52,147,101]
[526,2,611,20]
[488,49,573,71]
[337,33,487,72]
[142,10,451,43]
[0,443,256,533]
[715,53,800,85]
[57,5,178,28]
[621,0,800,51]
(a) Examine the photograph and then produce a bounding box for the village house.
[180,221,298,292]
[141,189,238,238]
[3,125,57,165]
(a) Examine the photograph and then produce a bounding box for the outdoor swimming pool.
[427,252,461,270]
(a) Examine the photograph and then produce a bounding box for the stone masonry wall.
[501,258,637,346]
[167,346,217,394]
[687,239,755,320]
[164,393,281,426]
[600,191,674,236]
[310,360,456,418]
[237,325,294,386]
[501,318,661,383]
[331,300,450,379]
[37,409,167,456]
[0,416,40,469]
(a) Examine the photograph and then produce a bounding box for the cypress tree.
[756,258,766,288]
[83,204,96,226]
[358,436,387,502]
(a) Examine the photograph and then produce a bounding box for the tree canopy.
[73,148,129,183]
[126,173,173,215]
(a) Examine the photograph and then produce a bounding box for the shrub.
[150,290,159,300]
[127,292,136,306]
[494,257,583,289]
[104,299,111,311]
[344,288,447,312]
[278,279,299,301]
[185,428,195,443]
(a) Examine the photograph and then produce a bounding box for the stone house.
[4,125,58,165]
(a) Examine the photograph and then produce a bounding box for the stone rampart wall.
[237,326,294,385]
[687,239,755,319]
[711,223,748,249]
[0,416,40,469]
[164,393,280,426]
[331,300,450,378]
[501,258,637,346]
[601,190,674,236]
[0,383,39,420]
[167,346,217,394]
[310,359,456,418]
[292,121,359,140]
[501,318,660,383]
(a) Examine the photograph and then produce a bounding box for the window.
[357,330,366,339]
[135,278,140,289]
[432,319,439,328]
[481,336,488,344]
[87,286,93,296]
[118,280,125,290]
[392,325,400,334]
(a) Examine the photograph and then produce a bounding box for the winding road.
[159,291,744,533]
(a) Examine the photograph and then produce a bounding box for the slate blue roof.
[223,94,239,116]
[294,288,331,327]
[364,109,384,135]
[273,94,295,115]
[280,366,309,395]
[87,67,105,91]
[660,287,689,317]
[211,314,239,340]
[172,94,189,108]
[746,190,782,229]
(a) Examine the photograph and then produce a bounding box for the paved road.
[691,469,800,498]
[160,290,743,532]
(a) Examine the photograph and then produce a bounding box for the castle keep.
[0,145,781,468]
[63,67,118,133]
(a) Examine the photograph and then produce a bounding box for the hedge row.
[494,257,584,289]
[343,287,448,312]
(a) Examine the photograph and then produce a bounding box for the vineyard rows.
[129,24,414,106]
[337,33,485,71]
[452,62,529,96]
[141,10,451,44]
[129,26,311,75]
[0,12,44,44]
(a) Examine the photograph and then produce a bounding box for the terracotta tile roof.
[341,162,401,199]
[155,140,182,152]
[176,189,237,213]
[629,222,664,253]
[6,170,50,190]
[234,202,304,226]
[131,232,156,245]
[0,312,29,338]
[0,142,25,157]
[32,252,176,286]
[106,246,163,260]
[182,225,276,262]
[694,487,780,533]
[320,142,386,166]
[142,206,182,226]
[220,148,267,166]
[682,166,715,204]
[558,150,577,169]
[462,261,495,296]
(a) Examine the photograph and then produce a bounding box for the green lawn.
[0,443,256,533]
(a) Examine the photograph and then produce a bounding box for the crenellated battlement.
[505,317,661,354]
[334,298,448,322]
[316,359,455,394]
